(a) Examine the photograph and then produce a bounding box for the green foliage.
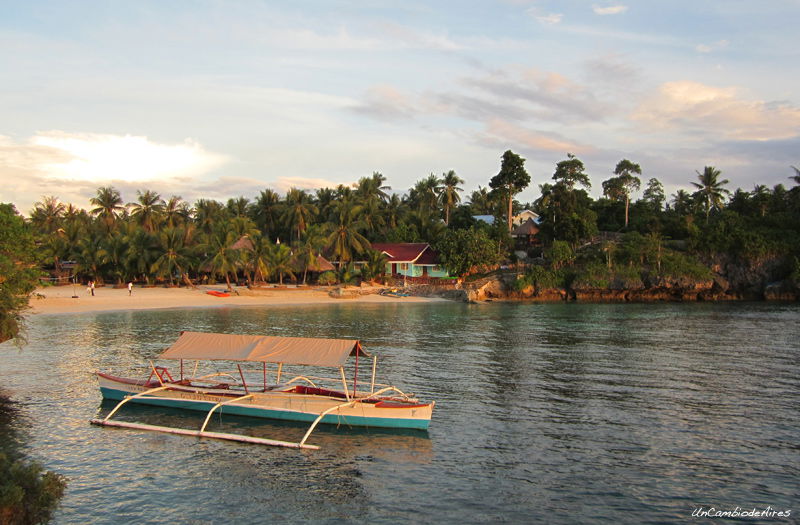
[572,261,644,289]
[490,150,530,231]
[360,249,389,283]
[513,265,564,291]
[434,227,503,277]
[545,240,574,270]
[0,204,39,345]
[0,452,66,525]
[659,251,713,280]
[318,271,337,285]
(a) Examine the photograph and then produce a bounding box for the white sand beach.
[30,284,444,315]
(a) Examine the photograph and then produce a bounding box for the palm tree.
[314,187,337,223]
[30,196,65,234]
[163,196,190,228]
[468,186,494,215]
[126,228,159,284]
[281,188,317,243]
[356,172,391,203]
[226,196,250,217]
[151,227,194,286]
[326,200,369,264]
[203,222,240,290]
[409,174,441,212]
[75,230,108,284]
[129,189,165,232]
[385,194,404,230]
[193,199,226,235]
[253,189,282,237]
[671,189,694,216]
[267,243,296,285]
[360,249,389,283]
[90,186,125,232]
[691,166,730,223]
[438,170,464,225]
[102,231,130,284]
[296,225,328,284]
[249,235,272,285]
[790,166,800,186]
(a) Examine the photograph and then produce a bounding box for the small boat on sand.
[91,331,435,449]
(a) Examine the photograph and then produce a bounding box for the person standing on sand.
[90,281,95,296]
[128,282,133,296]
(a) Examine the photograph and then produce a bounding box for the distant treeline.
[11,152,800,291]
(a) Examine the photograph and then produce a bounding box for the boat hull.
[97,374,432,430]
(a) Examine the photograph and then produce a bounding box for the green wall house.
[370,243,450,279]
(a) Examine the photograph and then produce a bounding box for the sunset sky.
[2,1,799,214]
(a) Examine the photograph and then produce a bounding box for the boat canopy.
[158,331,368,367]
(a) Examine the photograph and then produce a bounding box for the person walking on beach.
[90,281,95,296]
[128,282,133,296]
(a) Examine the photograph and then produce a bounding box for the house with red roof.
[370,243,450,279]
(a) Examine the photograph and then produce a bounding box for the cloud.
[632,81,800,141]
[27,131,228,183]
[350,85,421,121]
[592,5,628,15]
[534,12,563,25]
[695,39,729,53]
[582,53,642,89]
[478,118,590,154]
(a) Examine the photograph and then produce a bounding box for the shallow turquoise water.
[1,302,798,524]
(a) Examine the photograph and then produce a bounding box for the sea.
[1,301,797,524]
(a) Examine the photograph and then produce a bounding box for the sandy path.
[30,284,443,315]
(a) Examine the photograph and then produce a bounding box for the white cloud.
[632,81,800,141]
[536,13,563,25]
[695,39,729,53]
[592,5,628,15]
[28,131,229,183]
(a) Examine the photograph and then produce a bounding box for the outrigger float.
[91,331,434,450]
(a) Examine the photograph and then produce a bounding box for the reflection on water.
[0,302,798,523]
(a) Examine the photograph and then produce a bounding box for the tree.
[0,204,39,344]
[203,222,239,290]
[468,186,496,215]
[360,249,389,283]
[642,178,666,211]
[434,227,503,277]
[490,150,530,232]
[281,188,317,243]
[692,166,730,223]
[605,159,641,228]
[790,166,800,186]
[552,153,590,191]
[129,189,165,232]
[151,227,194,286]
[90,186,125,233]
[326,200,370,264]
[408,174,441,212]
[163,196,190,229]
[29,196,65,234]
[438,170,464,225]
[267,243,296,285]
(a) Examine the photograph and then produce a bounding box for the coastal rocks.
[763,280,800,301]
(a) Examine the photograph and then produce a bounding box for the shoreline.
[30,284,447,316]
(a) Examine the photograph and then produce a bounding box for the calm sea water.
[1,302,798,524]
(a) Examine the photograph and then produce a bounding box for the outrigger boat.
[91,331,435,450]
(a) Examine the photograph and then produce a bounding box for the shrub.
[317,271,337,285]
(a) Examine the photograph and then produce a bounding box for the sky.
[2,0,799,216]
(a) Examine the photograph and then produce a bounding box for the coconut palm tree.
[671,189,694,216]
[296,225,328,285]
[126,228,159,284]
[90,186,125,233]
[193,199,226,235]
[102,231,130,284]
[326,199,369,264]
[356,172,391,203]
[226,196,250,218]
[691,166,730,223]
[129,189,165,232]
[267,243,296,285]
[385,193,404,231]
[281,188,317,243]
[360,249,389,283]
[253,189,282,237]
[249,235,272,285]
[408,173,441,212]
[439,170,464,225]
[163,196,190,228]
[30,196,65,234]
[151,227,194,286]
[203,222,240,290]
[468,186,494,215]
[790,166,800,186]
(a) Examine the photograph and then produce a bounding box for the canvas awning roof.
[158,331,368,367]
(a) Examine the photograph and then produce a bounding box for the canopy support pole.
[103,385,173,422]
[237,364,249,394]
[199,394,254,433]
[276,363,283,383]
[353,350,359,397]
[339,366,350,401]
[149,360,164,386]
[370,356,377,394]
[263,362,267,391]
